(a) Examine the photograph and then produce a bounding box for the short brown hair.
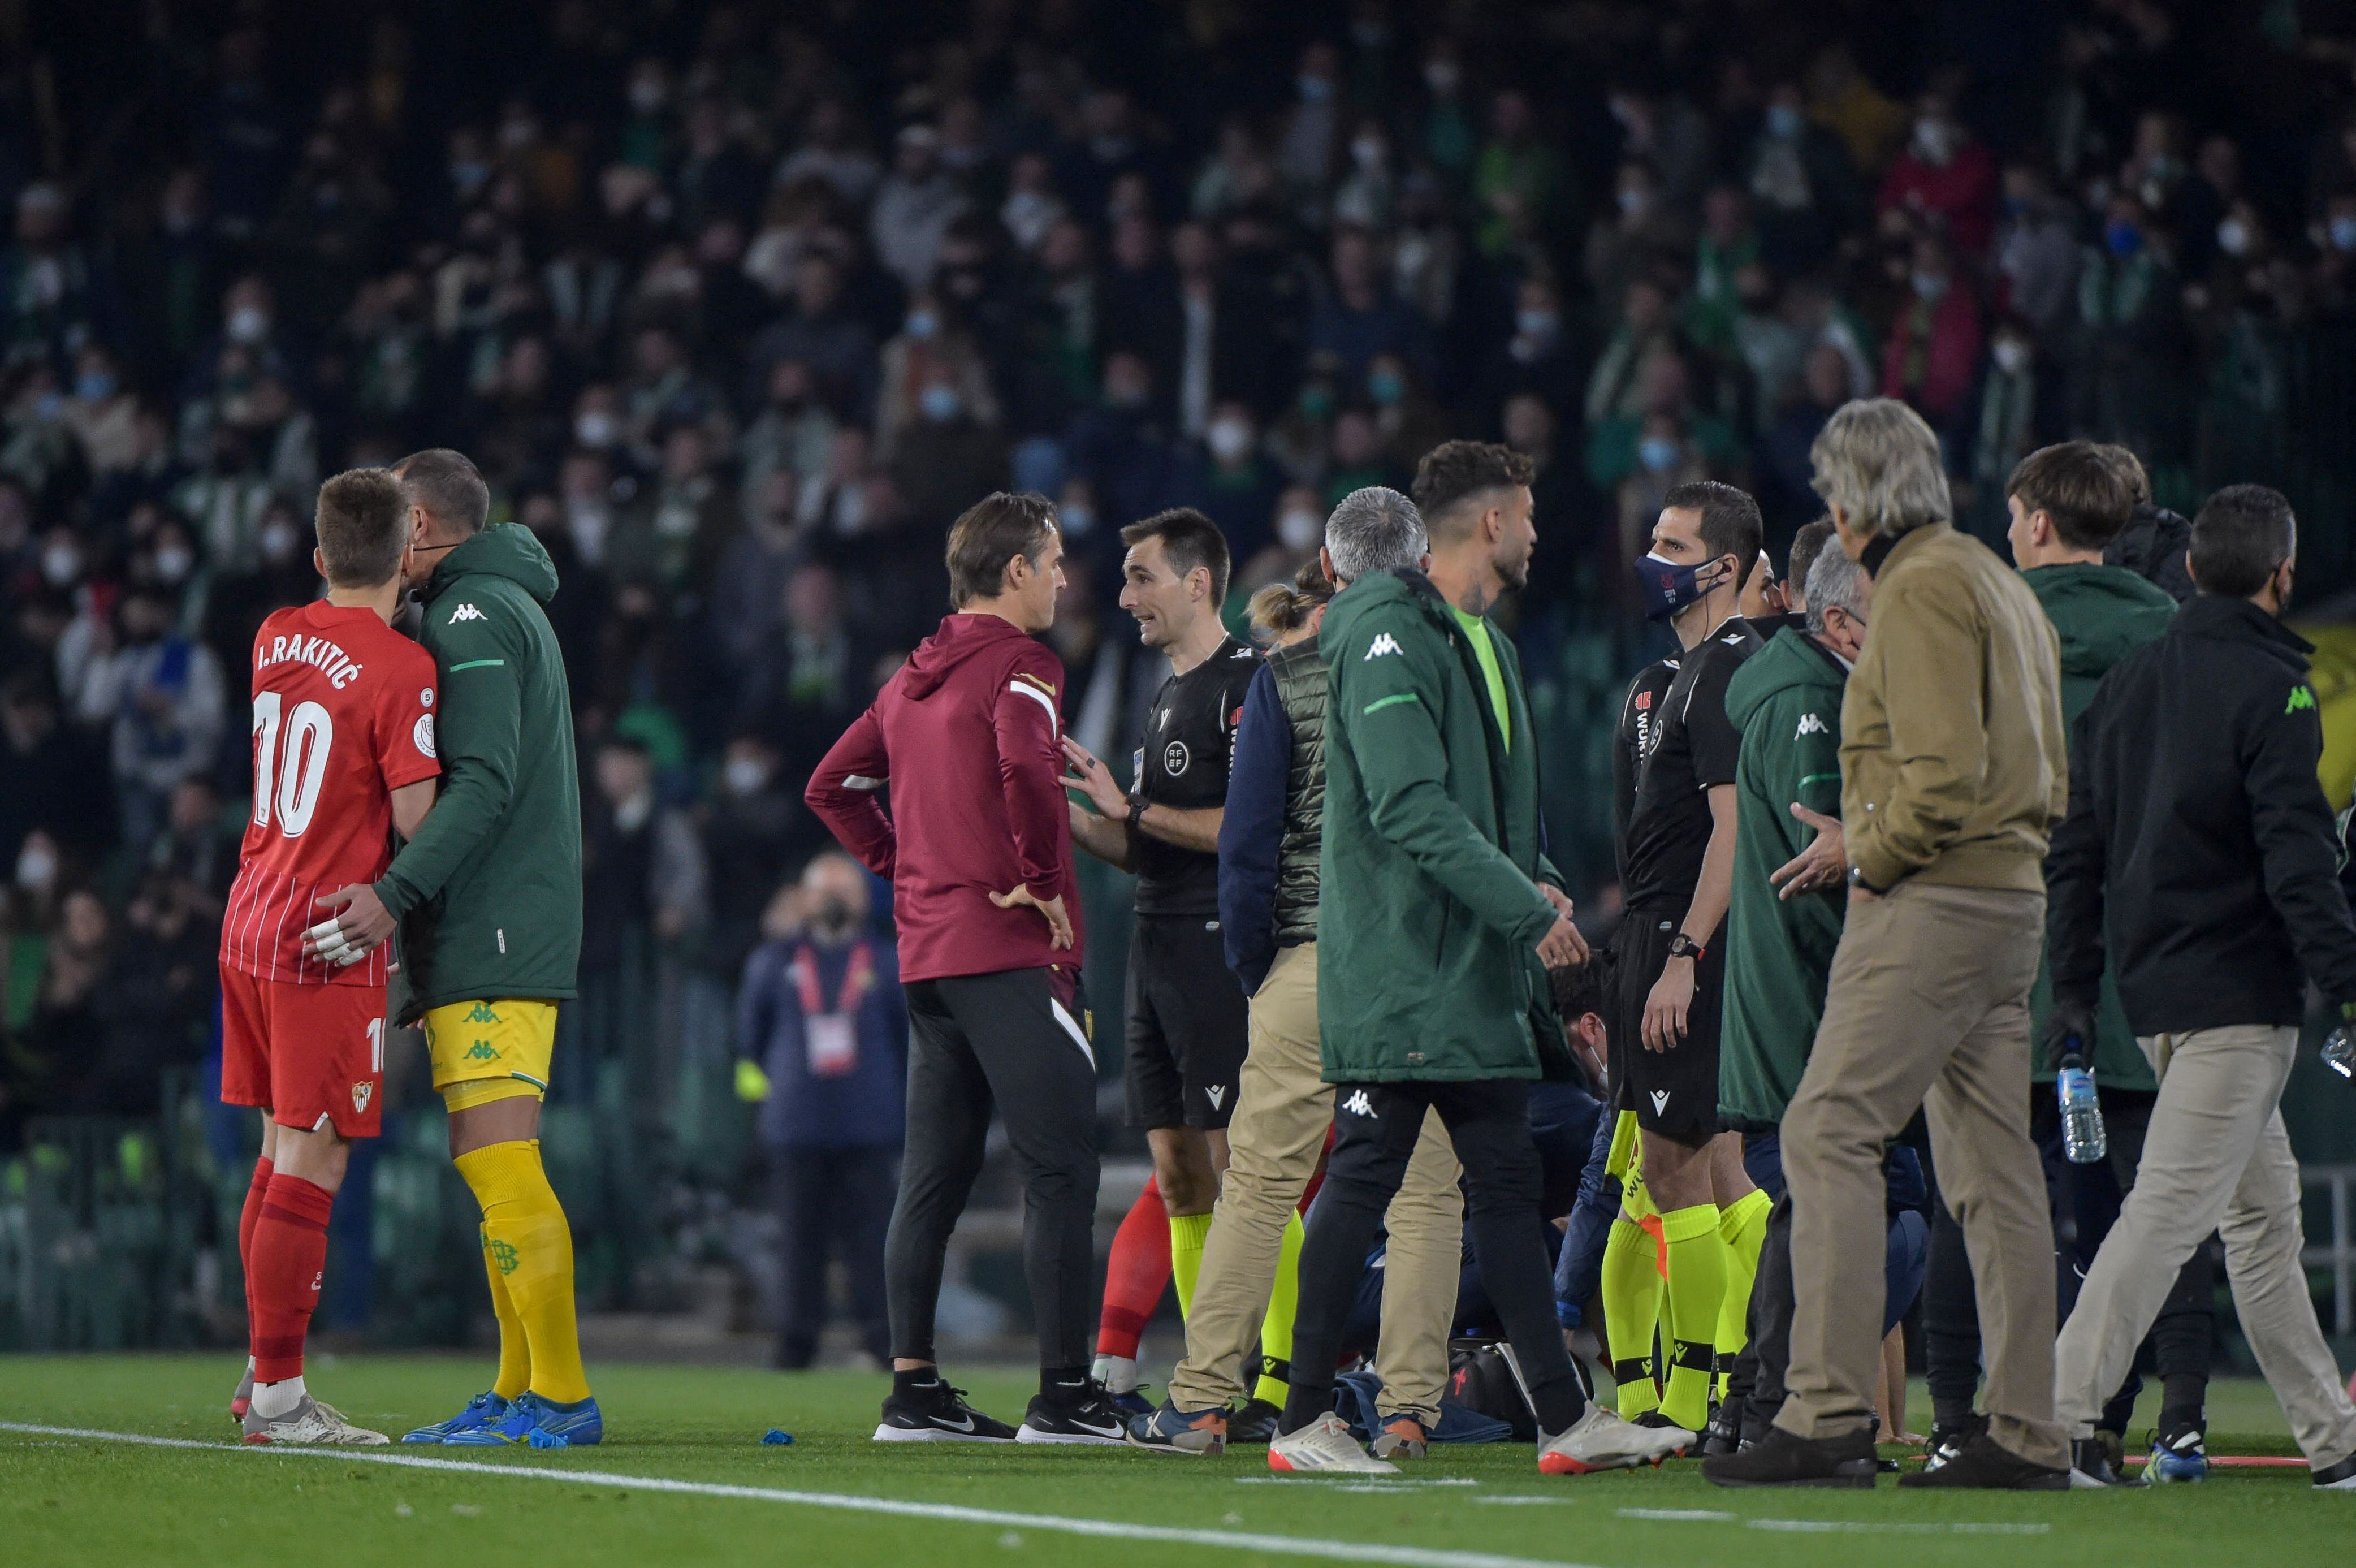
[1121,507,1231,603]
[2189,484,2295,599]
[1411,440,1536,539]
[1787,518,1837,606]
[393,447,490,535]
[315,468,408,588]
[2007,441,2139,550]
[945,491,1058,606]
[1663,480,1765,585]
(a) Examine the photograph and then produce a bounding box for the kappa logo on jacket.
[449,603,487,622]
[2289,684,2318,714]
[1363,633,1403,660]
[1796,712,1830,737]
[1342,1089,1377,1118]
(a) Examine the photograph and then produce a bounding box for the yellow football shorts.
[422,997,559,1111]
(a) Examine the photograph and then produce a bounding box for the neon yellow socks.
[1601,1212,1665,1416]
[1168,1211,1215,1322]
[455,1139,591,1405]
[1713,1187,1771,1398]
[1659,1203,1724,1431]
[1251,1207,1304,1406]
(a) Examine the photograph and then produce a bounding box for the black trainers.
[1702,1424,1878,1488]
[1901,1432,2070,1490]
[1701,1399,1742,1457]
[1225,1397,1282,1445]
[1017,1379,1131,1445]
[1920,1414,1985,1475]
[2312,1451,2356,1490]
[874,1378,1018,1443]
[2067,1434,2147,1489]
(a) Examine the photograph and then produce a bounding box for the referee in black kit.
[1065,508,1262,1326]
[1611,481,1770,1438]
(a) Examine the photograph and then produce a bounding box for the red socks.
[1096,1176,1170,1359]
[240,1156,274,1346]
[249,1173,335,1383]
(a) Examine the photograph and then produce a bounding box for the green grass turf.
[0,1357,2343,1567]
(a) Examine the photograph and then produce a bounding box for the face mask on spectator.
[1992,338,2031,375]
[1638,435,1681,473]
[1351,136,1385,170]
[1912,119,1956,165]
[1279,507,1322,551]
[42,542,80,586]
[575,410,619,448]
[630,79,667,115]
[2332,216,2356,254]
[76,371,116,402]
[1423,60,1459,96]
[1616,186,1650,218]
[723,757,770,796]
[1766,103,1803,140]
[1058,502,1095,537]
[1298,73,1334,103]
[1515,308,1558,339]
[2218,218,2252,257]
[811,895,855,936]
[904,309,939,339]
[15,843,56,892]
[1368,370,1405,406]
[156,544,194,582]
[919,383,962,422]
[227,305,269,344]
[1911,269,1949,301]
[2105,219,2143,257]
[1208,418,1254,464]
[260,519,301,563]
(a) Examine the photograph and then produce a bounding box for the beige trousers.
[1779,882,2068,1469]
[1165,942,1464,1422]
[2054,1024,2356,1468]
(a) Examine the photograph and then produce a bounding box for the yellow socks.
[1659,1203,1724,1432]
[483,1229,532,1400]
[1601,1213,1665,1417]
[1251,1207,1304,1406]
[1168,1211,1215,1323]
[1713,1187,1771,1399]
[455,1139,591,1405]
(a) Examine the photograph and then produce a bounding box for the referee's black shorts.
[1607,905,1726,1141]
[1125,913,1249,1130]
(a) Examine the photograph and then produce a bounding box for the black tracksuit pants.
[887,967,1100,1370]
[1281,1076,1586,1437]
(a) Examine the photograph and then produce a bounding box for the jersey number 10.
[251,690,334,837]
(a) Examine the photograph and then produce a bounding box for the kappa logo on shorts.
[1649,1089,1670,1114]
[1205,1085,1227,1111]
[465,1001,500,1024]
[1363,633,1403,660]
[465,1040,499,1061]
[352,1081,373,1113]
[1342,1090,1377,1118]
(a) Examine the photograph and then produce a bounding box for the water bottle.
[2057,1050,2106,1165]
[2324,1025,2355,1081]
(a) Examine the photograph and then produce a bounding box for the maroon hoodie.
[806,612,1083,983]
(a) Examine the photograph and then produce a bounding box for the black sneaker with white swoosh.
[1017,1377,1132,1445]
[873,1379,1018,1443]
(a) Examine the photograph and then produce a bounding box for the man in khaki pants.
[2046,485,2356,1491]
[1706,399,2073,1491]
[1128,485,1464,1457]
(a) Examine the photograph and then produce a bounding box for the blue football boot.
[444,1392,604,1448]
[2147,1418,2207,1484]
[401,1391,510,1444]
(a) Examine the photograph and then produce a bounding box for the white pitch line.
[1612,1505,2051,1536]
[0,1423,1610,1568]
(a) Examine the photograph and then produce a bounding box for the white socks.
[1092,1354,1139,1396]
[252,1375,307,1421]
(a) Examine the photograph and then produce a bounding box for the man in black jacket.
[2046,485,2356,1490]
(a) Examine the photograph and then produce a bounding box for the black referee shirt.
[1133,634,1261,917]
[1620,616,1762,911]
[1614,657,1680,887]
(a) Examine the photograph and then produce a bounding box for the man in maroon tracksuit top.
[808,491,1124,1447]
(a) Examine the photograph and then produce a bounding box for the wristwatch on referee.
[1123,785,1148,828]
[1666,932,1705,962]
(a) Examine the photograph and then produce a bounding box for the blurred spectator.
[74,588,224,853]
[1879,232,1982,424]
[1877,90,1997,256]
[0,671,114,866]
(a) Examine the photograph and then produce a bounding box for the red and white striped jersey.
[219,601,440,987]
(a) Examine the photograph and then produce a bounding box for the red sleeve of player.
[374,643,442,791]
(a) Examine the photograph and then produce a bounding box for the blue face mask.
[1765,104,1802,140]
[1632,551,1728,621]
[2104,219,2142,258]
[1638,435,1681,473]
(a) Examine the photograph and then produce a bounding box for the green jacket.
[376,524,583,1023]
[1316,570,1559,1082]
[1719,628,1851,1126]
[2026,562,2178,1088]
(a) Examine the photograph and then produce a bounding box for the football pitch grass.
[2,1357,2345,1567]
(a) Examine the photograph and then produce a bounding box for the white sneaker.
[242,1395,391,1445]
[1267,1412,1399,1474]
[1539,1405,1676,1475]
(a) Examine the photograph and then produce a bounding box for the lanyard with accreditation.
[789,940,876,1079]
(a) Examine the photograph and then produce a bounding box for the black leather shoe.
[1702,1424,1878,1488]
[1701,1399,1742,1456]
[1901,1431,2071,1489]
[2310,1451,2356,1490]
[2064,1435,2147,1489]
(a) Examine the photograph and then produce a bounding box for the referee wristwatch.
[1666,932,1705,962]
[1847,865,1888,895]
[1123,784,1148,827]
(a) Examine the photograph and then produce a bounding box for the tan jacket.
[1842,524,2068,893]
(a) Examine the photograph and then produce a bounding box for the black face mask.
[812,896,854,935]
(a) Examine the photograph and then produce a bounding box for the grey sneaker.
[242,1394,391,1445]
[229,1363,254,1425]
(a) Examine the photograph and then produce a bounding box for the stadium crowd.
[7,0,2356,1449]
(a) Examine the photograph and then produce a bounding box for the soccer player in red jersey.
[219,468,440,1445]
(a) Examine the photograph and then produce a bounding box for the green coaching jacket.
[1316,568,1561,1083]
[375,522,583,1024]
[1718,625,1849,1128]
[2026,562,2178,1089]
